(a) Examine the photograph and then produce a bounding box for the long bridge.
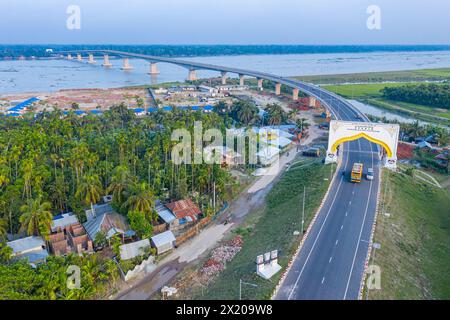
[59,49,380,300]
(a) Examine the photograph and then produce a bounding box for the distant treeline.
[381,84,450,110]
[2,44,450,58]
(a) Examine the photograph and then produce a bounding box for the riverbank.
[366,168,450,299]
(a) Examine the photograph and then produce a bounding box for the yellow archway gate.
[325,120,400,169]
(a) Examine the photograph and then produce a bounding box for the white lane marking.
[343,138,375,299]
[345,212,348,217]
[349,201,352,205]
[335,240,339,246]
[340,225,344,230]
[329,257,333,263]
[321,277,325,284]
[287,145,351,300]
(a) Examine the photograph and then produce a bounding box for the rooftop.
[165,198,201,221]
[7,236,46,255]
[151,230,176,248]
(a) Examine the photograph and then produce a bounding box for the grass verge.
[367,169,450,299]
[293,68,450,85]
[193,162,334,300]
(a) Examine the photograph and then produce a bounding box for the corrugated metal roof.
[156,202,176,224]
[120,239,150,260]
[83,213,107,241]
[7,236,45,254]
[51,213,78,232]
[151,230,176,248]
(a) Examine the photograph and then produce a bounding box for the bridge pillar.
[121,58,133,70]
[148,62,160,75]
[88,54,96,64]
[77,54,82,61]
[275,83,281,95]
[102,54,112,67]
[221,71,228,85]
[187,69,197,81]
[67,54,73,60]
[257,78,263,91]
[309,97,317,107]
[239,74,245,86]
[292,88,299,101]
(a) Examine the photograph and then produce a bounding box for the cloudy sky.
[1,0,449,44]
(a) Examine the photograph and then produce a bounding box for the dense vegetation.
[2,45,450,58]
[0,105,238,242]
[0,253,119,299]
[381,84,450,109]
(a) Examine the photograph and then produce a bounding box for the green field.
[192,161,334,300]
[366,169,450,299]
[322,83,418,99]
[322,83,450,125]
[293,68,450,85]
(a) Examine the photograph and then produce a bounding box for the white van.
[367,168,374,181]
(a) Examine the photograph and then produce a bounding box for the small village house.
[7,236,48,266]
[165,198,202,226]
[150,230,176,254]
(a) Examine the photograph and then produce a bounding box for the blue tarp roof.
[163,106,173,111]
[90,109,103,114]
[147,107,158,113]
[7,97,39,112]
[191,106,200,111]
[133,108,145,113]
[74,110,86,115]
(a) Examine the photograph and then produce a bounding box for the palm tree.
[0,218,7,240]
[19,198,53,238]
[265,103,286,125]
[233,102,258,124]
[107,165,131,204]
[76,174,103,207]
[296,118,310,132]
[122,182,155,215]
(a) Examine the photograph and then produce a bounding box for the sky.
[1,0,449,45]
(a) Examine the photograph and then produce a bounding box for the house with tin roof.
[7,236,48,266]
[165,198,202,226]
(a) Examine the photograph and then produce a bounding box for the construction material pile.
[199,235,243,282]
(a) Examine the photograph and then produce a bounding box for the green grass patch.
[293,68,450,85]
[322,83,424,99]
[367,169,450,299]
[195,162,334,300]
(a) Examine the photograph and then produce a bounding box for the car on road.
[367,168,374,180]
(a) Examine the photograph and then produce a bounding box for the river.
[1,50,450,124]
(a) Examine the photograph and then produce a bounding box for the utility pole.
[213,181,216,210]
[239,279,258,300]
[302,186,306,235]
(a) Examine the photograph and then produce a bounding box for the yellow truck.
[351,163,363,183]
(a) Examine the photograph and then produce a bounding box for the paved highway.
[274,82,380,300]
[60,50,381,299]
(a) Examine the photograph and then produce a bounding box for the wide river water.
[1,50,450,95]
[1,50,449,125]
